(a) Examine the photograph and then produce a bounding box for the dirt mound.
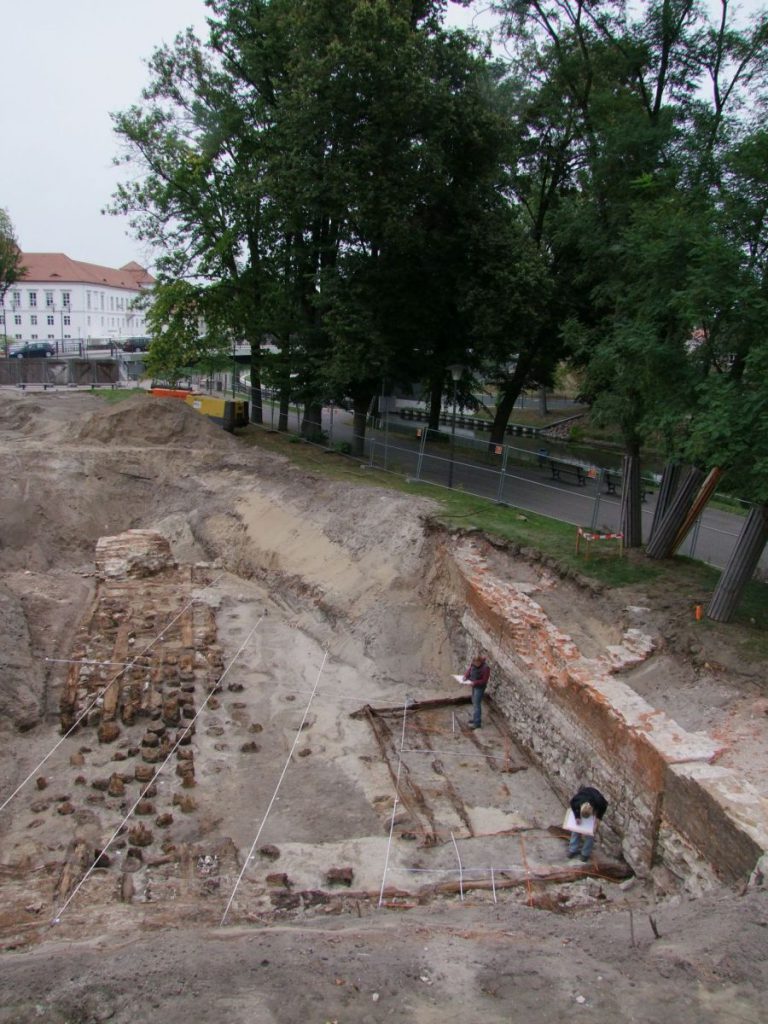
[75,394,238,448]
[0,398,50,436]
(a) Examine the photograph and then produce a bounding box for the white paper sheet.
[564,808,596,835]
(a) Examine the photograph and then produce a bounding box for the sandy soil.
[0,389,765,1024]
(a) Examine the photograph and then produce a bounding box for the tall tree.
[111,24,274,422]
[495,0,768,545]
[0,207,24,303]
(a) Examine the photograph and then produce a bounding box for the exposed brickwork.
[449,538,768,885]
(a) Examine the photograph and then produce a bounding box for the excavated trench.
[0,393,766,945]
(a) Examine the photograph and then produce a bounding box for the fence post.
[495,444,510,504]
[590,469,604,531]
[414,427,429,481]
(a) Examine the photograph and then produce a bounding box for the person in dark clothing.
[567,785,608,862]
[463,653,490,729]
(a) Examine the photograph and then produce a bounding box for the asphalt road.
[293,404,762,574]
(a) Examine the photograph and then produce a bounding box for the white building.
[0,253,155,350]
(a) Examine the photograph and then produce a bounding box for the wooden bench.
[549,459,586,486]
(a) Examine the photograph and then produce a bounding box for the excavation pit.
[1,391,767,1024]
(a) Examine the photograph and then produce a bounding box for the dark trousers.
[470,684,486,726]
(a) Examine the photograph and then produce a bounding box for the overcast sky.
[0,1,761,272]
[0,1,497,271]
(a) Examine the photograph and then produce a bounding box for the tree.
[110,24,274,423]
[113,2,515,448]
[0,207,24,302]
[495,0,768,545]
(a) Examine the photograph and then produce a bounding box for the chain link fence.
[241,394,761,574]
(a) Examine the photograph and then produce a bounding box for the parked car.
[10,341,56,358]
[121,337,150,352]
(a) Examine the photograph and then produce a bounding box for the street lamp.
[447,363,464,489]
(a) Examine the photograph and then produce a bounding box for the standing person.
[567,785,608,862]
[463,653,490,729]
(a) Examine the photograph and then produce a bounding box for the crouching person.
[568,785,608,863]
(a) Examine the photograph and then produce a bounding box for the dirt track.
[0,390,765,1023]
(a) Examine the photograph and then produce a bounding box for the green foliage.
[87,388,147,403]
[495,0,768,519]
[0,208,24,300]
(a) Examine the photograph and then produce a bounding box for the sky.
[0,1,497,272]
[0,1,761,273]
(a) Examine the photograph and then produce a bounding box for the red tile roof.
[19,253,155,290]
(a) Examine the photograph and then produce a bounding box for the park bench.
[549,459,586,486]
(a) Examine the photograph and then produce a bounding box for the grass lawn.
[89,387,147,403]
[238,423,767,645]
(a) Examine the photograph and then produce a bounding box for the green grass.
[89,388,146,403]
[237,424,768,647]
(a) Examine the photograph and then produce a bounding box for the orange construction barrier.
[150,388,195,400]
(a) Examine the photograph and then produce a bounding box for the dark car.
[121,337,150,352]
[11,341,56,358]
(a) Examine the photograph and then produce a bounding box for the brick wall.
[443,537,768,886]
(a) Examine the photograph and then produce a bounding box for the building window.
[47,315,55,326]
[87,316,91,326]
[45,291,54,308]
[0,314,4,325]
[62,291,71,308]
[29,291,37,307]
[14,314,21,325]
[63,314,71,326]
[86,291,91,310]
[47,334,54,340]
[64,334,71,339]
[14,333,22,339]
[31,334,38,340]
[12,291,21,308]
[30,315,38,325]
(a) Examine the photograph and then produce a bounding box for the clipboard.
[564,808,596,835]
[453,674,472,685]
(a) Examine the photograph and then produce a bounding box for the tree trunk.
[278,391,289,432]
[620,453,643,548]
[648,461,682,544]
[249,347,262,424]
[300,402,323,438]
[645,466,706,559]
[707,506,768,623]
[489,387,519,446]
[428,374,442,432]
[538,387,548,415]
[352,401,368,457]
[350,385,375,457]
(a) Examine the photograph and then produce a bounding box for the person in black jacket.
[567,786,608,862]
